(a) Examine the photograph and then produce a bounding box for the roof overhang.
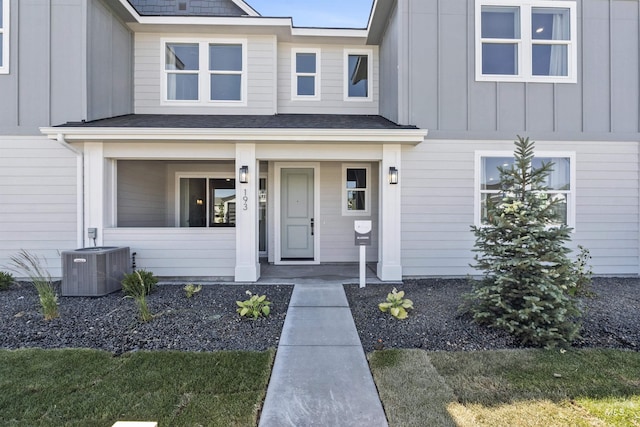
[41,127,427,145]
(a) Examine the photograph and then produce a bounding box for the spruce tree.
[467,136,581,348]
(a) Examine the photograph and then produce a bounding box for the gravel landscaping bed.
[345,277,640,353]
[0,283,292,354]
[1,277,638,354]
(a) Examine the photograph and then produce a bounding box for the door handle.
[310,218,314,236]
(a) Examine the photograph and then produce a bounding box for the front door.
[281,168,314,259]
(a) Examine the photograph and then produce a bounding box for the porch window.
[292,48,320,99]
[180,177,236,227]
[476,152,574,227]
[343,165,370,215]
[0,0,9,74]
[476,0,577,83]
[344,49,372,101]
[162,38,246,104]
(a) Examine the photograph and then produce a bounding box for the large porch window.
[179,178,236,227]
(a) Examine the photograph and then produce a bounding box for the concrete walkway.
[258,281,388,427]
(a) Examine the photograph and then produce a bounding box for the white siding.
[0,137,77,277]
[104,228,235,278]
[277,43,379,115]
[134,33,276,115]
[401,139,639,277]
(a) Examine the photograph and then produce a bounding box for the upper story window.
[344,49,372,101]
[343,164,370,215]
[163,39,246,105]
[292,48,320,100]
[475,152,575,227]
[0,0,9,74]
[475,0,577,83]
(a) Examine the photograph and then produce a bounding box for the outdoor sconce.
[239,165,249,184]
[196,199,204,205]
[389,166,399,184]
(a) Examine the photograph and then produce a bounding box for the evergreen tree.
[467,136,581,348]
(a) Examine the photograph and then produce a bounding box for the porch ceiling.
[41,114,428,145]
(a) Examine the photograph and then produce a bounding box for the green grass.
[369,349,640,427]
[0,348,274,426]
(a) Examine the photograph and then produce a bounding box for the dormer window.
[0,0,9,74]
[162,39,246,105]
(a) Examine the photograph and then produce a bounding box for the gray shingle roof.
[127,0,246,16]
[57,114,419,130]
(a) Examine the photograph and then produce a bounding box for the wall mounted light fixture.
[239,165,249,183]
[389,166,399,184]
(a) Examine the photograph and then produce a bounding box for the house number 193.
[243,189,248,211]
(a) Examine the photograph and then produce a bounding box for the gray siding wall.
[401,139,639,277]
[379,5,399,123]
[87,0,133,122]
[117,160,168,227]
[382,0,640,141]
[0,137,77,277]
[0,0,132,134]
[277,44,380,115]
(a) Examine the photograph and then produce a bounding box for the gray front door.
[281,168,314,259]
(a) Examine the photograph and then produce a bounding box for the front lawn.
[370,348,640,427]
[0,348,274,426]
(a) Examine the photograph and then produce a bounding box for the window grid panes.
[179,177,236,227]
[293,50,319,99]
[165,43,199,101]
[209,44,242,101]
[479,156,571,225]
[477,1,575,82]
[345,167,368,213]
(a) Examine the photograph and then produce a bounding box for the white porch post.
[83,142,105,248]
[235,143,260,282]
[377,144,402,281]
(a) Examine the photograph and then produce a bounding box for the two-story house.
[1,0,639,281]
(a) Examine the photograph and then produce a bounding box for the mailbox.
[354,220,372,246]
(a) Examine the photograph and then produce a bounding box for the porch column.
[377,144,402,281]
[235,143,260,282]
[83,142,105,248]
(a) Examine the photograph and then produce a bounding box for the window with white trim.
[0,0,9,74]
[344,49,372,101]
[163,39,246,104]
[476,152,575,227]
[178,176,236,227]
[342,165,370,215]
[292,48,320,100]
[475,0,577,83]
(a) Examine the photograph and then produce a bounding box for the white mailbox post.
[354,220,372,288]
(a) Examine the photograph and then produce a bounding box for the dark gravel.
[1,277,638,354]
[0,283,292,354]
[345,277,640,353]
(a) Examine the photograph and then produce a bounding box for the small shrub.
[9,250,58,320]
[0,271,14,291]
[121,269,157,297]
[569,245,594,297]
[123,270,153,322]
[236,290,271,319]
[184,283,202,298]
[379,288,413,320]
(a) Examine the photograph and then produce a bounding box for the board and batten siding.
[134,33,277,115]
[400,140,639,277]
[104,228,235,278]
[379,0,640,141]
[277,43,379,115]
[0,137,78,277]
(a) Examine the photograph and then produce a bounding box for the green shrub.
[466,136,581,348]
[9,251,59,320]
[378,288,413,320]
[184,283,202,298]
[0,271,14,290]
[121,269,157,297]
[122,270,153,322]
[236,290,271,319]
[569,245,594,297]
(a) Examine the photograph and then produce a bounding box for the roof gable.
[128,0,258,16]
